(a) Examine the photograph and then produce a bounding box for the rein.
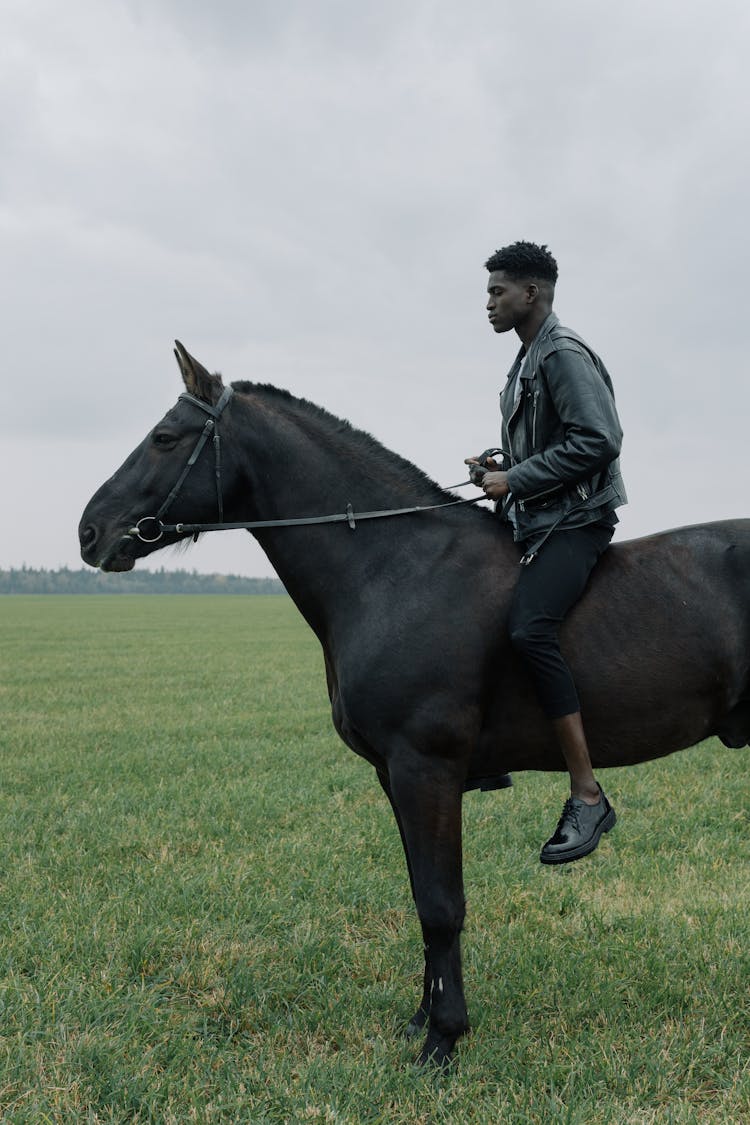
[126,389,488,546]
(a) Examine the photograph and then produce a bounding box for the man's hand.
[464,457,508,498]
[464,455,499,486]
[464,456,499,471]
[480,470,510,500]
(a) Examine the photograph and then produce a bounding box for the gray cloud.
[3,0,749,576]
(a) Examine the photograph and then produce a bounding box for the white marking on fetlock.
[438,977,444,992]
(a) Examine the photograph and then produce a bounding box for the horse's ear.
[173,340,224,404]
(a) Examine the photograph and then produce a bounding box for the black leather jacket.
[499,312,627,542]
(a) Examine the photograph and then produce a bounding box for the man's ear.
[173,340,224,404]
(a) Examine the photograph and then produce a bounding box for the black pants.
[508,522,614,719]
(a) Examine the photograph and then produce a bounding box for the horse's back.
[472,518,750,774]
[605,517,750,565]
[588,518,750,631]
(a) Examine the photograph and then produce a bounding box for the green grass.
[0,596,748,1123]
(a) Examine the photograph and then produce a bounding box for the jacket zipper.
[519,481,591,511]
[518,483,564,510]
[531,389,540,450]
[506,381,525,434]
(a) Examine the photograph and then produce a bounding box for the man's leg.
[542,710,616,864]
[508,522,616,862]
[552,712,600,803]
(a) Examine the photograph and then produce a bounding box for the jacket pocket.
[517,483,565,512]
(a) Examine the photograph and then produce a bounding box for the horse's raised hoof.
[416,1033,459,1069]
[463,772,513,792]
[404,1007,429,1039]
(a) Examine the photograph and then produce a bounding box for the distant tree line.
[0,567,287,596]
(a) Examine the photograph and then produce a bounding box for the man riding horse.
[467,240,627,864]
[80,260,748,1064]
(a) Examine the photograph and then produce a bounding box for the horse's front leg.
[388,753,469,1067]
[377,770,432,1037]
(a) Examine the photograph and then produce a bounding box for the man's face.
[486,271,536,334]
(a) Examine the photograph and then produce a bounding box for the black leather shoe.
[540,787,616,865]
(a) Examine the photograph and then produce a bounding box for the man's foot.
[540,787,616,865]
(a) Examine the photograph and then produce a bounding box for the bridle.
[124,390,499,547]
[128,386,234,545]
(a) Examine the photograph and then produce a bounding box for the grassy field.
[0,596,748,1123]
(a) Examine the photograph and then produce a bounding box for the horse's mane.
[231,380,465,506]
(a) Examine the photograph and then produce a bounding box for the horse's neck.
[230,391,454,636]
[233,389,449,517]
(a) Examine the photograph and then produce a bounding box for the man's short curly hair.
[484,241,558,284]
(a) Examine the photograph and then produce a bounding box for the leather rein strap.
[128,389,485,544]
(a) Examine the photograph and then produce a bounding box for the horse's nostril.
[81,525,98,549]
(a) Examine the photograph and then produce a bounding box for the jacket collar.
[518,311,559,380]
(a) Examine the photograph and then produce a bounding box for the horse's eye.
[153,432,177,447]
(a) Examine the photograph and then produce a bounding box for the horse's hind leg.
[386,753,469,1066]
[377,770,432,1037]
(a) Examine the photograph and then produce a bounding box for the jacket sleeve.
[505,346,622,498]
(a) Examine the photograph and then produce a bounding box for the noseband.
[129,387,234,544]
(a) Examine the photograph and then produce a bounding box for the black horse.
[79,343,750,1066]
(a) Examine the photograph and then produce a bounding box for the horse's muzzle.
[79,522,136,572]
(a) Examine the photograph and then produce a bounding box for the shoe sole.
[540,807,617,866]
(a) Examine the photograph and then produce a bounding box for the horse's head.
[79,342,236,572]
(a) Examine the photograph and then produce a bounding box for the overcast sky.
[3,0,749,578]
